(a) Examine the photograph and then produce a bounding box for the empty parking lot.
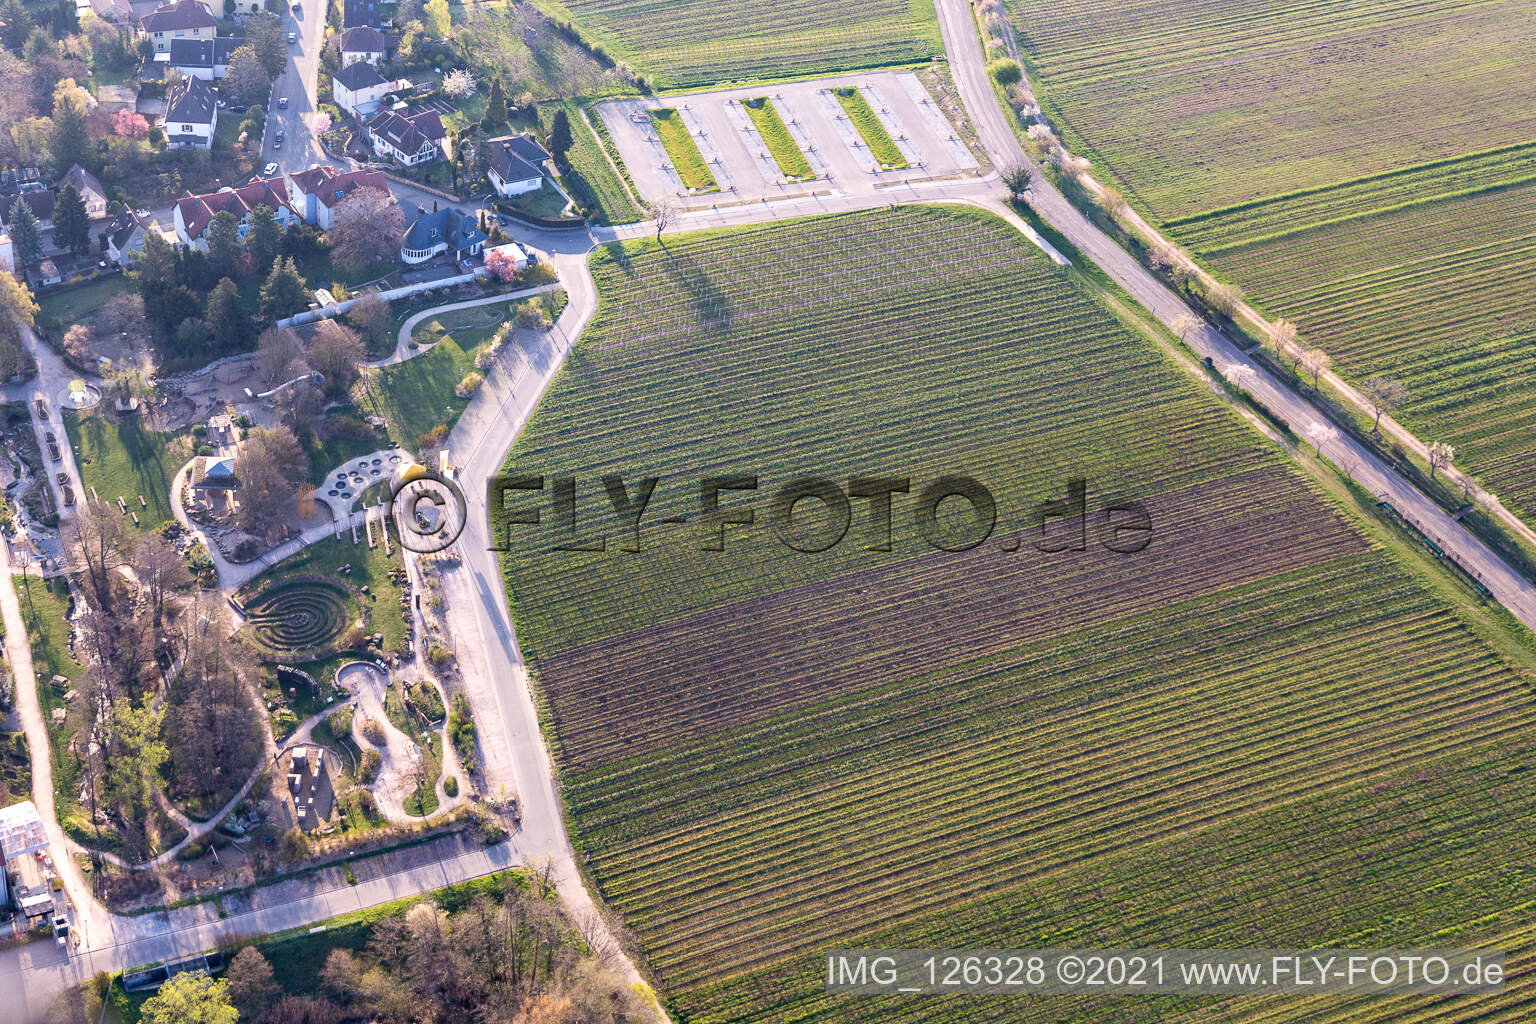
[597,71,981,207]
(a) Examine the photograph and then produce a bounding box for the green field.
[63,410,177,531]
[533,0,939,87]
[1017,0,1536,217]
[498,207,1536,1023]
[832,86,906,168]
[649,108,718,192]
[1016,0,1536,521]
[742,97,813,180]
[359,314,503,454]
[245,534,411,655]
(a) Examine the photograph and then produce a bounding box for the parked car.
[273,131,284,149]
[279,96,289,109]
[34,398,47,419]
[263,161,280,177]
[61,484,75,507]
[47,442,61,462]
[287,31,296,43]
[44,431,55,443]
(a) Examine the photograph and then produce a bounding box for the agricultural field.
[1015,0,1536,520]
[742,98,813,180]
[1015,0,1536,216]
[532,0,940,88]
[649,109,718,192]
[498,207,1536,1024]
[832,86,906,168]
[555,102,647,224]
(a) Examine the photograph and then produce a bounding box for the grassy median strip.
[743,97,814,181]
[832,86,907,169]
[649,108,718,192]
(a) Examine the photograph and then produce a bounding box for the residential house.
[140,0,217,52]
[366,106,446,166]
[0,232,13,275]
[163,36,245,79]
[483,240,529,272]
[0,189,56,231]
[105,208,156,265]
[399,203,487,264]
[342,0,384,27]
[57,165,108,219]
[338,24,387,65]
[486,133,553,198]
[161,74,218,149]
[226,0,262,17]
[88,0,136,24]
[287,166,392,229]
[332,60,390,118]
[173,177,297,247]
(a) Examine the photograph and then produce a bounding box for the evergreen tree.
[52,183,90,256]
[205,209,243,280]
[50,79,91,177]
[259,257,308,321]
[53,0,78,36]
[244,204,282,273]
[8,201,43,265]
[548,107,573,162]
[0,0,30,53]
[487,77,507,126]
[203,277,246,349]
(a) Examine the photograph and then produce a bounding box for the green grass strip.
[649,108,718,192]
[742,97,813,181]
[832,86,906,169]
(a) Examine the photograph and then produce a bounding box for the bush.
[454,371,484,398]
[443,776,458,798]
[360,717,385,744]
[358,748,381,783]
[988,58,1022,85]
[428,644,453,669]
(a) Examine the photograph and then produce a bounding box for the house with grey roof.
[399,203,487,264]
[486,133,553,198]
[162,74,218,149]
[163,36,246,79]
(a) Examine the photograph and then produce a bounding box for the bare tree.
[132,531,191,627]
[327,187,405,273]
[1170,313,1199,342]
[1221,363,1257,392]
[255,326,309,387]
[1304,421,1339,456]
[1149,240,1180,271]
[69,498,130,613]
[650,197,676,243]
[1302,347,1331,390]
[305,320,366,393]
[1428,440,1455,479]
[1361,375,1409,434]
[1267,318,1297,365]
[346,292,393,351]
[233,425,308,539]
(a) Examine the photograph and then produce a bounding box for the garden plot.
[597,71,976,206]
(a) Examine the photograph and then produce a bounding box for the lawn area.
[648,108,717,192]
[63,409,178,532]
[246,532,411,656]
[506,178,571,219]
[211,113,243,152]
[497,205,1536,1024]
[743,97,813,180]
[35,275,132,339]
[832,86,905,168]
[20,574,81,687]
[530,0,939,87]
[357,311,506,454]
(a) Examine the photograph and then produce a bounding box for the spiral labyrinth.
[245,581,351,652]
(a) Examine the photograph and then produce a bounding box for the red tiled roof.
[176,177,296,240]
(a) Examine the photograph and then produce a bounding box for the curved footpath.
[8,0,1536,1017]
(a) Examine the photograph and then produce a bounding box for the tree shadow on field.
[661,247,733,334]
